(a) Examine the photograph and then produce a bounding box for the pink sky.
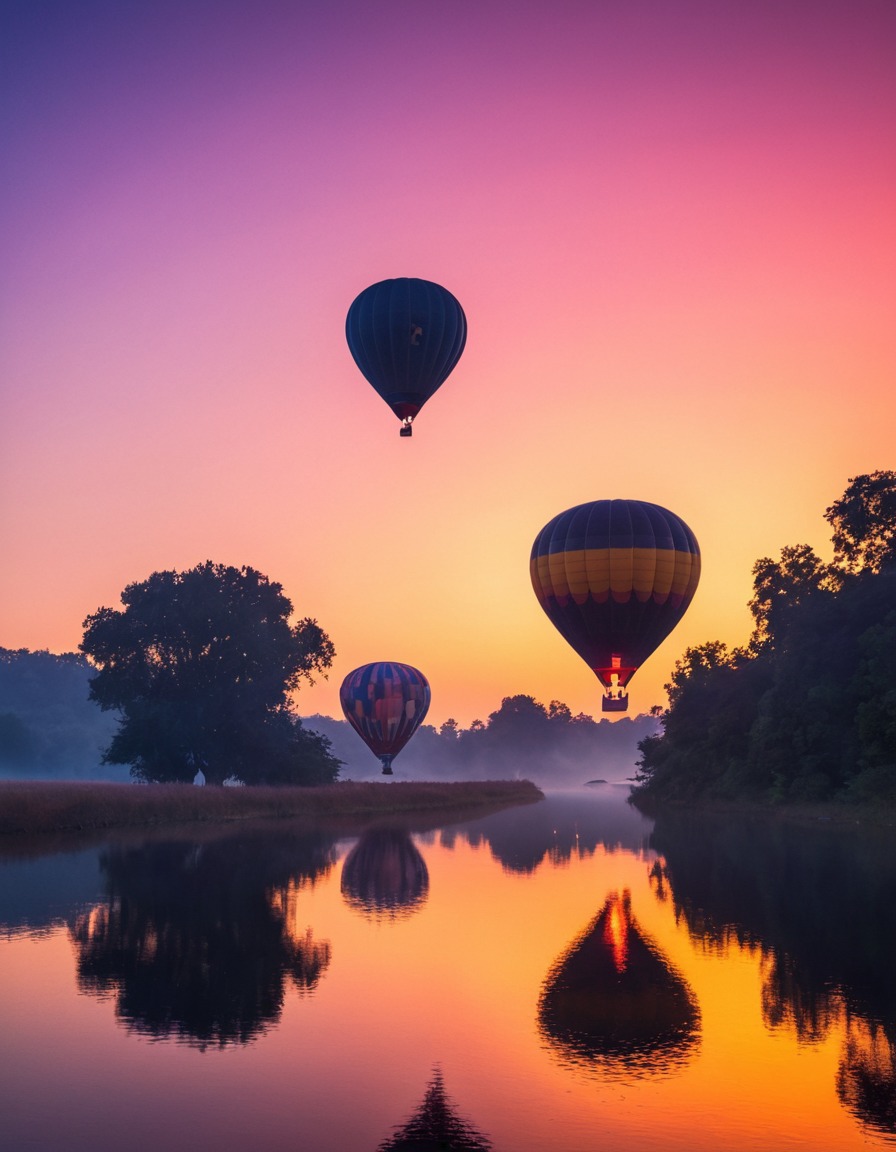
[2,0,894,726]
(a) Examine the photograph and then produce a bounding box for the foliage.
[80,561,340,786]
[747,543,835,652]
[634,474,896,806]
[824,469,896,574]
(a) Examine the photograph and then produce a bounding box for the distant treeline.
[307,696,658,787]
[633,472,896,807]
[0,648,123,780]
[0,647,656,785]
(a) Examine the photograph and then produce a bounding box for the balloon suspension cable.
[380,755,395,775]
[399,417,413,437]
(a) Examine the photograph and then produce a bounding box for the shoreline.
[0,778,544,838]
[630,792,896,829]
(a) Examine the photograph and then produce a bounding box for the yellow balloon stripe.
[533,547,698,606]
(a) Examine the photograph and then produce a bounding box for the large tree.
[633,473,896,806]
[80,562,339,785]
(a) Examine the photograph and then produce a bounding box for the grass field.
[0,778,544,837]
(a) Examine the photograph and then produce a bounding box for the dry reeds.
[0,779,543,837]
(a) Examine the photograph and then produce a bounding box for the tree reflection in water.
[538,889,700,1077]
[647,807,896,1135]
[70,828,336,1048]
[376,1067,492,1151]
[341,828,429,920]
[837,1017,896,1137]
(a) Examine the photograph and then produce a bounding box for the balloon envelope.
[345,277,466,434]
[339,661,431,774]
[530,499,700,711]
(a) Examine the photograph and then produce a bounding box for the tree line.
[0,648,120,779]
[633,471,896,806]
[307,696,656,785]
[3,559,654,786]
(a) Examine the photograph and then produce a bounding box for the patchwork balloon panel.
[339,661,432,761]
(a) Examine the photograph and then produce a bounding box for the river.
[1,785,893,1151]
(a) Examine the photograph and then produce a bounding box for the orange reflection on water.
[3,793,896,1152]
[603,891,630,973]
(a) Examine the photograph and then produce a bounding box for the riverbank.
[0,778,544,837]
[630,791,896,829]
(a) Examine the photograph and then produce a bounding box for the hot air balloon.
[530,499,700,712]
[339,661,431,774]
[345,277,467,436]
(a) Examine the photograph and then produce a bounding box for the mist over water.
[303,711,658,788]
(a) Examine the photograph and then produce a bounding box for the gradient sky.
[2,0,894,727]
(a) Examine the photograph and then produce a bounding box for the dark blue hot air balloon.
[345,277,467,437]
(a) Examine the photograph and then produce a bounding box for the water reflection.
[70,828,336,1048]
[0,845,105,937]
[837,1018,896,1138]
[341,828,429,920]
[648,807,896,1134]
[446,787,653,874]
[376,1067,492,1151]
[538,888,700,1078]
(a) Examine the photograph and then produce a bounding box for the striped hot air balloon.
[530,500,700,712]
[345,277,467,436]
[339,661,431,774]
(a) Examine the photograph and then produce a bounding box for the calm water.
[1,787,894,1151]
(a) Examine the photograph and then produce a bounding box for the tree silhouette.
[80,561,338,784]
[825,470,896,574]
[634,475,896,805]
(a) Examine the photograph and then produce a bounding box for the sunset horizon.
[2,0,893,728]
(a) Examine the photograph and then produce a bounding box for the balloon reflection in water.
[538,889,700,1077]
[837,1018,896,1137]
[340,829,429,920]
[376,1067,492,1151]
[70,833,335,1048]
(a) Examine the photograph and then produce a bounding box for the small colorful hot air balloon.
[530,499,700,712]
[345,277,467,436]
[339,661,431,774]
